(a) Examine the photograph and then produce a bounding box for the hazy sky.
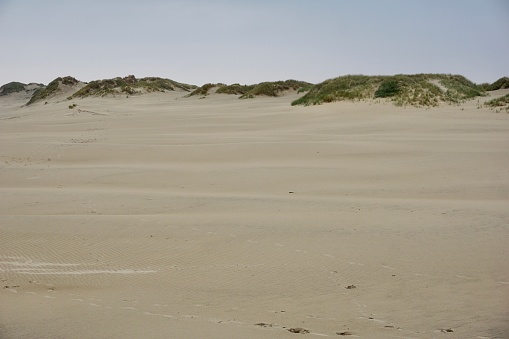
[1,0,508,86]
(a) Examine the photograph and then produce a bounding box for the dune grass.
[187,80,310,98]
[297,83,314,94]
[374,80,401,98]
[291,75,382,106]
[187,83,256,97]
[484,93,509,112]
[18,73,496,107]
[239,80,312,99]
[216,83,255,95]
[479,77,509,91]
[72,76,196,99]
[70,79,121,98]
[186,83,226,97]
[137,77,196,93]
[27,76,79,105]
[0,82,26,96]
[292,74,485,107]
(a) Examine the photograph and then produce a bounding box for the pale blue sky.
[0,0,508,86]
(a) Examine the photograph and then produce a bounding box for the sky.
[0,0,508,86]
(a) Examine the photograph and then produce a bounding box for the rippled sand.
[1,91,508,338]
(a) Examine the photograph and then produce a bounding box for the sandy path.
[1,92,508,338]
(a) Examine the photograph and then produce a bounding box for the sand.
[1,90,508,338]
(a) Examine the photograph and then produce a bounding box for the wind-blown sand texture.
[1,90,508,338]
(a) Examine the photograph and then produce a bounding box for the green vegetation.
[61,76,79,86]
[291,75,382,105]
[136,77,195,92]
[186,83,225,97]
[0,82,26,96]
[484,93,509,112]
[438,75,485,102]
[297,83,314,94]
[239,80,312,99]
[493,77,509,89]
[374,80,400,98]
[480,77,509,91]
[68,103,77,109]
[71,78,127,97]
[186,80,310,98]
[27,76,79,105]
[216,83,254,95]
[292,74,485,107]
[17,73,498,109]
[71,75,196,98]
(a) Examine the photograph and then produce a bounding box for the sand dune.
[1,91,508,338]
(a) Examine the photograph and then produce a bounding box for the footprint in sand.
[255,322,274,327]
[287,327,310,334]
[337,331,353,336]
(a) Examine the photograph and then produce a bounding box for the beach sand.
[1,91,508,338]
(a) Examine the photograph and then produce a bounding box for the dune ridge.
[4,73,507,109]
